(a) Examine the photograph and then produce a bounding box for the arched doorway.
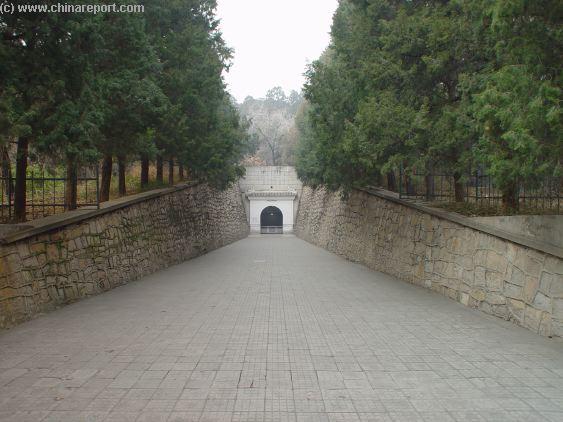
[260,206,283,234]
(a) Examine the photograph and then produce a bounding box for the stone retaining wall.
[296,186,563,338]
[0,183,249,328]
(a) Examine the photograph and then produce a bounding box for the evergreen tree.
[474,0,562,210]
[0,0,249,220]
[296,0,561,211]
[0,8,65,219]
[94,5,165,200]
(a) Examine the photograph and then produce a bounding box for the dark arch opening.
[260,206,283,234]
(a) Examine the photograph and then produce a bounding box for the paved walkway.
[1,236,562,422]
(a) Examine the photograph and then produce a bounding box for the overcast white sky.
[217,0,338,103]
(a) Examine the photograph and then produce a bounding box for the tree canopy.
[1,0,250,220]
[296,0,562,209]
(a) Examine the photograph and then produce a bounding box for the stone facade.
[296,186,563,338]
[239,167,303,233]
[0,183,249,328]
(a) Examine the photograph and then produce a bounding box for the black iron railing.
[0,167,100,223]
[397,167,562,213]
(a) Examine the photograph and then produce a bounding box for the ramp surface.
[1,235,562,421]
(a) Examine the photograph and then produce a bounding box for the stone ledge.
[0,182,200,245]
[361,187,563,260]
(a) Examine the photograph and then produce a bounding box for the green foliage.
[185,96,250,189]
[475,0,562,190]
[94,3,165,161]
[296,0,562,204]
[143,0,247,187]
[476,65,562,190]
[0,0,250,193]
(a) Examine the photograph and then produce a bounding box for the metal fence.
[0,167,100,223]
[398,168,562,213]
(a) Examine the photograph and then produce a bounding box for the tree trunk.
[140,156,149,188]
[1,145,13,198]
[178,162,184,180]
[156,155,163,183]
[65,156,78,211]
[100,154,112,202]
[118,155,126,197]
[425,174,435,201]
[14,137,29,222]
[453,172,465,202]
[405,174,415,196]
[386,172,396,192]
[168,158,174,185]
[502,183,519,212]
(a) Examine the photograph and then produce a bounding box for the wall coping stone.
[361,187,563,259]
[0,182,200,245]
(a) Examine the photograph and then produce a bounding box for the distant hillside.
[238,87,304,166]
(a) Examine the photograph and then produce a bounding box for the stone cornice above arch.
[246,190,297,200]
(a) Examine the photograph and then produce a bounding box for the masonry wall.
[239,166,303,226]
[296,186,563,338]
[0,183,249,328]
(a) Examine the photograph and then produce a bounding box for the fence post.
[465,168,469,202]
[31,168,34,219]
[557,177,560,213]
[8,174,12,220]
[399,165,403,198]
[475,170,479,203]
[425,173,434,202]
[63,171,66,210]
[96,165,100,209]
[42,169,45,217]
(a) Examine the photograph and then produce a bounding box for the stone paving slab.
[0,235,562,422]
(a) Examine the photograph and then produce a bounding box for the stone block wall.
[0,183,249,328]
[296,186,563,338]
[239,166,303,230]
